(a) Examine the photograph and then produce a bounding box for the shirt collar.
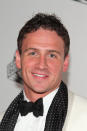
[43,88,58,116]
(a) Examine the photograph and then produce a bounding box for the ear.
[15,50,21,69]
[63,55,69,72]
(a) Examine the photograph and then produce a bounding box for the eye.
[49,53,56,58]
[27,51,37,56]
[30,52,36,55]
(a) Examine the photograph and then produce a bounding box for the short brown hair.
[17,13,70,57]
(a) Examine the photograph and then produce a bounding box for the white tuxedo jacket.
[63,91,87,131]
[0,90,87,131]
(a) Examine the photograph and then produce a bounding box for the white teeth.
[34,73,45,77]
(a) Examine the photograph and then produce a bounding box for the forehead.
[24,28,63,42]
[22,28,64,51]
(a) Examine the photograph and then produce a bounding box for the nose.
[37,55,47,69]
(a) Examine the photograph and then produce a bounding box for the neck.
[24,88,44,102]
[23,81,61,102]
[23,86,59,102]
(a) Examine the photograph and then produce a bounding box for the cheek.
[21,59,33,79]
[21,57,35,68]
[49,61,63,75]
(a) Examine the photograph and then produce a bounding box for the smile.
[34,73,46,77]
[32,73,48,78]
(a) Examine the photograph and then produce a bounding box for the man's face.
[16,28,69,98]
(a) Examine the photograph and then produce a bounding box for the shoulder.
[63,90,87,131]
[0,91,23,123]
[68,90,87,111]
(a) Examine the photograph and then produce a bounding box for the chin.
[31,87,48,94]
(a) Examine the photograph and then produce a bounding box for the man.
[0,13,87,131]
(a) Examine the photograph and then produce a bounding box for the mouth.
[32,73,48,79]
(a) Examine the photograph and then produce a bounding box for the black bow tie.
[19,98,43,117]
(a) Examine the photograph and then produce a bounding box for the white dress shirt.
[14,89,58,131]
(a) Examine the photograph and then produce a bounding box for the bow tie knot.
[19,98,43,117]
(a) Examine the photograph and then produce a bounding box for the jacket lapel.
[62,90,73,131]
[0,91,23,131]
[44,81,68,131]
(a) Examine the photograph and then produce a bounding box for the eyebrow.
[23,48,38,53]
[23,48,61,55]
[48,50,61,55]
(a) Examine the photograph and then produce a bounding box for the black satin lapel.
[44,81,68,131]
[0,91,23,131]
